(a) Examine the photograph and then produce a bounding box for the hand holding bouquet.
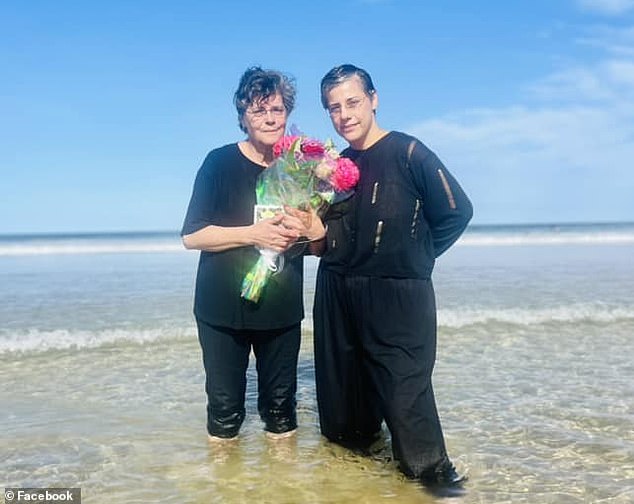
[241,131,360,302]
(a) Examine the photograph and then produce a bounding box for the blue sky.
[2,0,633,233]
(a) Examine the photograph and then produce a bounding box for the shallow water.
[2,226,634,503]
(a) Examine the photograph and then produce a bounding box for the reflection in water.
[198,424,433,504]
[265,433,299,463]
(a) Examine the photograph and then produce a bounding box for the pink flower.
[331,157,360,191]
[273,135,300,158]
[300,139,326,159]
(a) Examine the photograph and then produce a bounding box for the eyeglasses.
[327,95,367,117]
[246,106,287,120]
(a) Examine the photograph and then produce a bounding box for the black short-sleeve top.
[182,143,304,329]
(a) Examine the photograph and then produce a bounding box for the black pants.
[313,268,448,478]
[196,318,301,438]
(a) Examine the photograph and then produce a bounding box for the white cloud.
[576,0,634,15]
[528,58,634,102]
[576,25,634,56]
[406,25,634,224]
[408,104,634,223]
[410,104,634,180]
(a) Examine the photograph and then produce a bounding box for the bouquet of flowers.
[241,131,360,302]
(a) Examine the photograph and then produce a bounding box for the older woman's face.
[241,93,287,147]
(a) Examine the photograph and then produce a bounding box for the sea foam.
[438,303,634,328]
[458,231,634,246]
[0,326,196,354]
[0,242,185,256]
[2,225,634,256]
[3,302,632,354]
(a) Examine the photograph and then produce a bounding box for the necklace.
[240,141,272,167]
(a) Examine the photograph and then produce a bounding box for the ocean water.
[1,223,633,503]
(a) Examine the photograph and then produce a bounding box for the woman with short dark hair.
[182,67,321,442]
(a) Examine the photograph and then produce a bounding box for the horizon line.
[1,220,634,239]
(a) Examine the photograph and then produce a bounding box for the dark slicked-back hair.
[233,66,296,132]
[320,64,376,109]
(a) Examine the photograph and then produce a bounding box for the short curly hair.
[234,67,296,133]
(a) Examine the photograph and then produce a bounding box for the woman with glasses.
[181,67,324,443]
[313,64,473,496]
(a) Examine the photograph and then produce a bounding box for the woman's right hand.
[252,213,300,252]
